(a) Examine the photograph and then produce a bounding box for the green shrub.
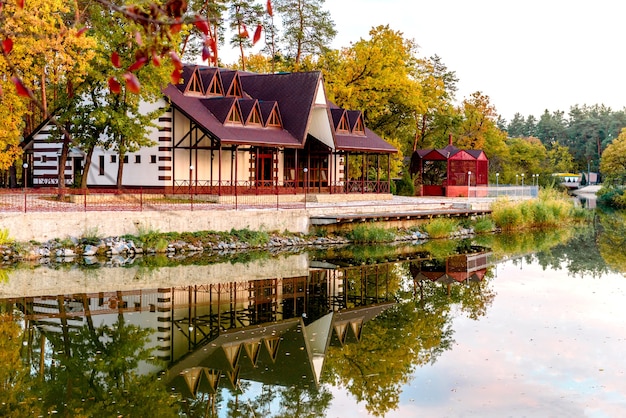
[395,171,415,196]
[345,224,396,243]
[229,228,270,247]
[472,217,495,233]
[423,218,458,239]
[0,228,12,245]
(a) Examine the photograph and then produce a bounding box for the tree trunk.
[116,152,125,190]
[80,145,95,190]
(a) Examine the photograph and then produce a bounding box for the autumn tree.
[273,0,336,68]
[599,128,626,184]
[412,55,460,151]
[0,0,95,183]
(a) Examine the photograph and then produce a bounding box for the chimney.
[448,133,453,146]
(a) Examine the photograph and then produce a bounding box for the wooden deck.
[310,207,492,226]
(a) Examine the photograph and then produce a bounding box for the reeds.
[491,188,589,231]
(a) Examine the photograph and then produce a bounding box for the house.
[21,64,397,196]
[411,135,489,197]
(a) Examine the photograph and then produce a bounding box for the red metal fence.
[0,181,390,213]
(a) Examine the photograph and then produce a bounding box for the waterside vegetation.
[0,190,590,265]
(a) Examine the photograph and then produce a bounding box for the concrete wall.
[0,208,310,242]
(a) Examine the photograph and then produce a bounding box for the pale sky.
[219,1,626,122]
[324,0,626,122]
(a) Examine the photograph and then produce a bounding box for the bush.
[423,218,458,238]
[472,217,495,233]
[395,170,415,196]
[345,225,396,243]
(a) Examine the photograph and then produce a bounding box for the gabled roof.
[238,71,321,143]
[163,64,397,153]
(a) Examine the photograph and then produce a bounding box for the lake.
[1,212,625,417]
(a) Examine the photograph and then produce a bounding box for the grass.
[422,218,459,239]
[491,187,590,231]
[345,224,396,243]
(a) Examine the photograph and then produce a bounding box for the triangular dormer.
[337,114,350,133]
[259,101,283,128]
[226,73,243,98]
[347,110,366,136]
[240,100,262,126]
[184,69,205,96]
[201,97,237,123]
[200,68,223,97]
[225,101,243,125]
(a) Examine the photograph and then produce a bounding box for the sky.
[321,0,626,122]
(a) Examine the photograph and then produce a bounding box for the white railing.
[469,185,539,198]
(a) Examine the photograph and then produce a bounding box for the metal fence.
[0,188,320,213]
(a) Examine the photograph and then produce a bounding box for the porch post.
[361,153,366,194]
[345,153,349,194]
[294,149,299,194]
[387,154,391,194]
[218,146,222,196]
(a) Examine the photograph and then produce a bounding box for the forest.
[1,0,625,187]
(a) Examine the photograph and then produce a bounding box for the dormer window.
[227,77,243,98]
[187,72,204,95]
[353,117,365,135]
[226,105,243,124]
[247,106,262,125]
[337,116,350,133]
[266,109,282,128]
[207,76,223,96]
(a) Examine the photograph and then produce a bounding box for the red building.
[412,136,488,197]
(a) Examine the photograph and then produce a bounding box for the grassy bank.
[490,188,590,231]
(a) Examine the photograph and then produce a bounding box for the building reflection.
[0,243,493,411]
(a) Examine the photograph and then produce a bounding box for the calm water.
[1,213,625,417]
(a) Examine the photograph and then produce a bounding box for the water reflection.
[0,222,623,417]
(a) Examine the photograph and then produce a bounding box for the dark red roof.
[163,65,397,153]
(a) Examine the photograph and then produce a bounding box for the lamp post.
[189,165,194,209]
[495,172,499,196]
[22,162,28,192]
[303,167,308,208]
[467,171,472,198]
[521,173,525,196]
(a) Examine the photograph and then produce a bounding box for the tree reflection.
[322,296,454,416]
[36,315,178,417]
[597,210,626,272]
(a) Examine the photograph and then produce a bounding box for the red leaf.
[11,77,31,97]
[135,31,143,46]
[239,24,249,39]
[194,15,209,36]
[0,84,3,97]
[201,45,211,62]
[76,27,88,37]
[267,0,273,17]
[169,51,183,71]
[123,72,141,94]
[151,51,161,66]
[108,77,121,94]
[253,25,262,44]
[2,38,13,55]
[111,52,122,68]
[171,19,182,34]
[17,0,24,9]
[171,68,182,84]
[128,56,148,72]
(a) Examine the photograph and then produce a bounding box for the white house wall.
[87,99,172,187]
[308,83,335,150]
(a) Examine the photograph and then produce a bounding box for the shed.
[411,136,488,197]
